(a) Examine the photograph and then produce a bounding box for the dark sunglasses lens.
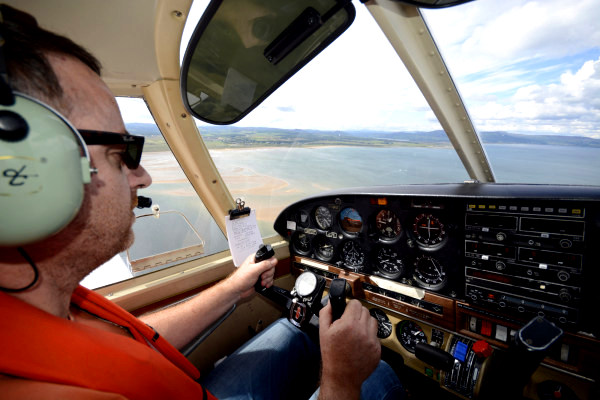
[124,139,143,169]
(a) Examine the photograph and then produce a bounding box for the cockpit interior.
[2,0,599,399]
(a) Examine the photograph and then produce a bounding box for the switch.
[495,325,508,342]
[469,316,478,332]
[560,344,570,363]
[481,320,493,337]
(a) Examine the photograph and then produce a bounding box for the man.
[0,5,403,399]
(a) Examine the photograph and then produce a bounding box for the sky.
[117,0,600,138]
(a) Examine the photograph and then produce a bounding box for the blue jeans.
[200,319,405,400]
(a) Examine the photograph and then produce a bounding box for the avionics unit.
[463,201,585,329]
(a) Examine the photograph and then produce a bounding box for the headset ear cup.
[0,93,90,246]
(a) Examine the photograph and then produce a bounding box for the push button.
[480,320,493,337]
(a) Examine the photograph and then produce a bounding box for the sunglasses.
[78,129,145,170]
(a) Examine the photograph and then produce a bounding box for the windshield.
[83,0,600,289]
[186,0,599,238]
[422,0,600,184]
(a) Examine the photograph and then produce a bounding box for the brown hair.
[0,4,102,114]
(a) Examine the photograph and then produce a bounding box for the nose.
[129,164,152,189]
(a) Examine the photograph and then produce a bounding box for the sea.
[132,144,600,257]
[85,144,599,288]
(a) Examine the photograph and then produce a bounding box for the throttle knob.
[472,340,493,359]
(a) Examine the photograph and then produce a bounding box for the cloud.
[140,0,600,138]
[469,57,600,136]
[276,106,295,112]
[424,0,600,74]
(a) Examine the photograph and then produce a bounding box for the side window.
[81,98,229,289]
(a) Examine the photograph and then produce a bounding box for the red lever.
[472,340,493,359]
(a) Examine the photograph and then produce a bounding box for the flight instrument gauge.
[413,255,447,291]
[339,207,363,234]
[412,213,446,247]
[369,308,392,339]
[397,320,427,353]
[375,247,404,279]
[375,209,402,240]
[314,236,334,262]
[296,210,310,228]
[292,232,312,255]
[340,240,365,270]
[314,206,333,230]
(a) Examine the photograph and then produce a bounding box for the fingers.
[259,265,276,287]
[319,301,333,330]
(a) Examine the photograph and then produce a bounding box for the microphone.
[136,196,152,209]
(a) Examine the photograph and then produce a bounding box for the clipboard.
[226,198,263,266]
[229,198,251,220]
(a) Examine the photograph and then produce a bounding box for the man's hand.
[225,253,277,299]
[318,300,381,400]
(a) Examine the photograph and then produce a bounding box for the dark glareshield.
[181,0,355,125]
[393,0,475,8]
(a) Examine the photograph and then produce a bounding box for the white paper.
[225,209,263,267]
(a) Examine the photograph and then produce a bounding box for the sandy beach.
[141,151,294,223]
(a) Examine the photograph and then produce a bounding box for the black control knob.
[495,261,506,271]
[496,232,507,241]
[557,271,570,282]
[559,239,572,249]
[558,289,572,303]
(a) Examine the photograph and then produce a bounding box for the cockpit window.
[422,0,600,184]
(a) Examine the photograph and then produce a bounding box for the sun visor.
[181,0,355,125]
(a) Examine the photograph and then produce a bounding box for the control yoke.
[254,244,347,338]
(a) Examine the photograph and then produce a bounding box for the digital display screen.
[520,217,584,237]
[466,214,518,230]
[468,269,512,284]
[454,341,468,362]
[465,241,516,259]
[518,248,582,268]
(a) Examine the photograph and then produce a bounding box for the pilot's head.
[0,5,151,290]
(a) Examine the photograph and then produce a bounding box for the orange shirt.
[0,286,216,400]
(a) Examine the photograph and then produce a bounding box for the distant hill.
[125,123,600,149]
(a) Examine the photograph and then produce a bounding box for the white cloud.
[469,57,600,136]
[424,0,600,74]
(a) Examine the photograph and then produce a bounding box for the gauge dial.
[339,207,363,234]
[292,232,311,255]
[369,308,392,339]
[296,210,310,228]
[294,272,318,297]
[413,255,448,291]
[314,206,333,230]
[412,214,446,247]
[314,236,334,261]
[375,247,404,279]
[397,320,427,353]
[341,241,365,270]
[375,209,402,240]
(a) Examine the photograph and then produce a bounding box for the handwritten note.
[225,209,263,267]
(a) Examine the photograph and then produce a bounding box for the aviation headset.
[0,28,94,247]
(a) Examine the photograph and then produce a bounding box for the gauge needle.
[431,259,442,276]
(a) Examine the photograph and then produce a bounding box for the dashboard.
[273,184,600,399]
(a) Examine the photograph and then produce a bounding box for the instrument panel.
[287,195,463,298]
[274,184,600,399]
